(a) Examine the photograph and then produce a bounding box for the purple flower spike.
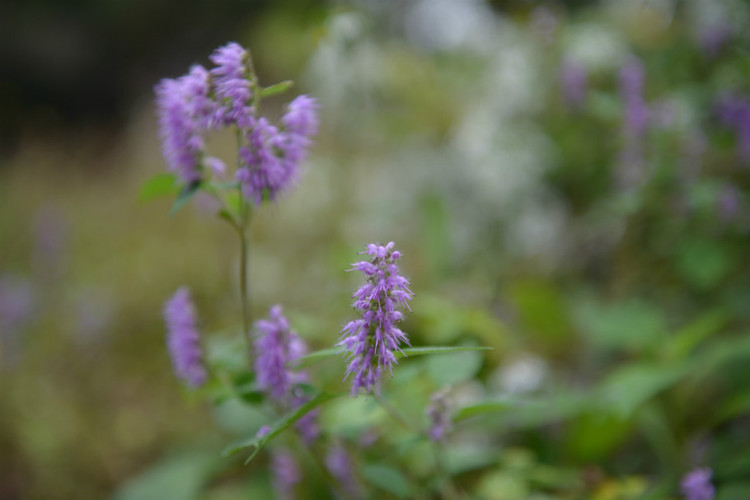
[155,65,216,183]
[682,468,714,500]
[163,287,207,387]
[254,305,319,443]
[254,305,303,400]
[210,42,253,128]
[272,449,302,500]
[339,242,414,396]
[426,388,452,441]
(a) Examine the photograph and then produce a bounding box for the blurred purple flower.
[682,467,714,500]
[272,449,302,500]
[254,305,319,443]
[163,287,207,387]
[254,305,307,400]
[717,184,741,224]
[155,65,218,183]
[560,59,587,109]
[717,93,750,162]
[616,56,651,188]
[0,274,35,367]
[426,388,452,441]
[326,444,362,500]
[209,42,253,128]
[237,96,318,205]
[697,20,731,58]
[339,242,414,396]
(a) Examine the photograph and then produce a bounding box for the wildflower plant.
[147,41,489,499]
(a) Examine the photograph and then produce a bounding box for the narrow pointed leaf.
[139,173,179,202]
[259,80,294,98]
[222,391,342,463]
[453,399,515,422]
[293,345,492,368]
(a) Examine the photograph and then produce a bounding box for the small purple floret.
[163,287,207,387]
[339,242,414,396]
[682,467,714,500]
[254,305,319,443]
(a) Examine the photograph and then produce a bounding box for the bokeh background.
[2,0,750,499]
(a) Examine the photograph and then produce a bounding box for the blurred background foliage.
[2,0,750,499]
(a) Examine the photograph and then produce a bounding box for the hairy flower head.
[339,242,413,396]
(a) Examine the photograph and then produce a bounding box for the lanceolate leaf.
[293,345,492,368]
[259,80,294,98]
[139,173,179,202]
[453,399,515,422]
[222,392,342,463]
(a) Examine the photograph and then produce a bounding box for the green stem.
[238,188,252,363]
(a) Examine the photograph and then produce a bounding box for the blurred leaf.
[170,181,202,215]
[507,280,572,354]
[427,348,483,385]
[139,172,178,202]
[717,482,750,500]
[572,297,667,353]
[563,411,633,462]
[710,391,750,427]
[113,451,219,500]
[599,363,688,418]
[259,80,293,98]
[454,399,515,422]
[664,309,729,360]
[360,463,413,498]
[293,345,492,368]
[675,239,730,290]
[223,391,341,463]
[476,470,529,500]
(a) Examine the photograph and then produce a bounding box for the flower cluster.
[155,42,318,203]
[163,287,207,387]
[339,242,413,395]
[254,305,318,443]
[682,468,714,500]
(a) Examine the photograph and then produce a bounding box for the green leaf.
[222,391,341,463]
[293,345,492,368]
[170,181,202,215]
[399,345,493,357]
[599,363,688,418]
[139,173,178,202]
[426,348,483,385]
[113,451,219,500]
[360,464,413,498]
[259,80,294,98]
[453,399,515,422]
